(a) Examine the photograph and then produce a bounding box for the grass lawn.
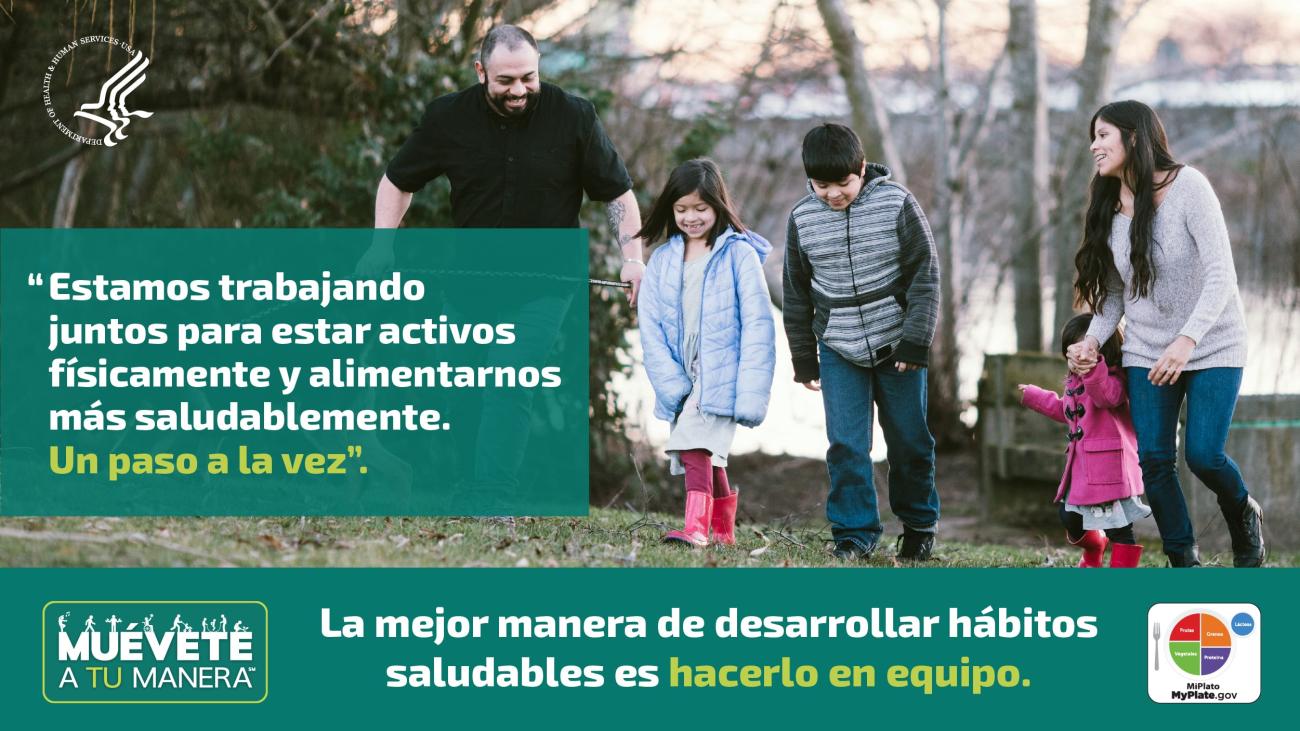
[1,509,1290,568]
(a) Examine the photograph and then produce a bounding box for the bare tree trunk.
[927,0,965,448]
[0,10,23,110]
[52,123,95,228]
[1008,0,1048,351]
[1049,0,1123,349]
[457,0,487,64]
[126,137,158,217]
[814,0,905,182]
[391,0,424,72]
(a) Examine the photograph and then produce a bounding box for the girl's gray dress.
[664,247,737,476]
[1063,492,1152,530]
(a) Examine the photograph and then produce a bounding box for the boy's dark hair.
[636,158,746,246]
[1061,313,1123,366]
[801,123,865,182]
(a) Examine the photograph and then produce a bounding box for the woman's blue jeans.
[1126,366,1249,556]
[819,343,939,549]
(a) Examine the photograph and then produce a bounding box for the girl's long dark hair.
[636,158,746,247]
[1075,100,1183,314]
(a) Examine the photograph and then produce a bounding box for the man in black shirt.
[360,25,642,502]
[364,24,645,302]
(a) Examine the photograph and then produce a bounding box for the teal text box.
[0,229,589,515]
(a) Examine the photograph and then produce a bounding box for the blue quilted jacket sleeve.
[638,248,692,422]
[732,243,776,427]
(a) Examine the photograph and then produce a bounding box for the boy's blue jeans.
[819,343,939,549]
[1125,366,1249,556]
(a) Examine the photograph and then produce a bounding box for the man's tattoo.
[606,200,626,233]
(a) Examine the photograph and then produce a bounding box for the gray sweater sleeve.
[894,193,940,365]
[1177,170,1237,344]
[1085,264,1125,346]
[782,213,820,382]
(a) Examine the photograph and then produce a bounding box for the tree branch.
[259,0,338,72]
[815,0,905,181]
[955,43,1008,173]
[0,145,89,197]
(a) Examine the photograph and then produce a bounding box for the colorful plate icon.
[1167,611,1233,676]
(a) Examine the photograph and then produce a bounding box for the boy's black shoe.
[896,528,935,562]
[1224,496,1265,568]
[832,537,877,561]
[1165,545,1202,568]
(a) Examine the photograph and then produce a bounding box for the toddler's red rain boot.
[1109,543,1143,568]
[711,492,738,546]
[1068,530,1108,568]
[664,491,713,547]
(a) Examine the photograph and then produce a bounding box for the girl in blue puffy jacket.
[635,158,776,548]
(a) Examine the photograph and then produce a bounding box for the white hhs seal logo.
[43,36,153,147]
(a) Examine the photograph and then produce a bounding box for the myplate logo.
[1147,602,1259,704]
[42,601,268,704]
[42,35,153,146]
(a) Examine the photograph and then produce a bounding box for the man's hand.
[894,361,922,373]
[620,259,645,307]
[801,379,821,392]
[1149,335,1195,386]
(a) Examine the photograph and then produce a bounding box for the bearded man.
[366,24,645,300]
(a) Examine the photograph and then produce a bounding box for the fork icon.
[1152,621,1161,671]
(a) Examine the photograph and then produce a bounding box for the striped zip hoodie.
[782,163,940,381]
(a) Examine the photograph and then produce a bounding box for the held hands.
[620,259,645,307]
[1149,335,1196,385]
[1066,335,1100,376]
[1067,360,1092,376]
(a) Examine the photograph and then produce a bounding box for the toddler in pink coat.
[1019,314,1150,568]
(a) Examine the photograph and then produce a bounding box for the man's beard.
[486,88,540,117]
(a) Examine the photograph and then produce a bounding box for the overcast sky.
[534,0,1300,81]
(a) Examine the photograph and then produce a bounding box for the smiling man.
[367,24,645,300]
[358,26,646,503]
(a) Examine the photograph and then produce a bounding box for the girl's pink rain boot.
[664,492,713,547]
[711,492,738,546]
[1109,543,1143,568]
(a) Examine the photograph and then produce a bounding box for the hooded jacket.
[782,163,940,381]
[1020,356,1145,506]
[638,228,776,427]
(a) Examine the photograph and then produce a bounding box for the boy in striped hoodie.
[783,123,941,561]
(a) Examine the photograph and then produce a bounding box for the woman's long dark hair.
[1075,100,1183,313]
[636,158,746,247]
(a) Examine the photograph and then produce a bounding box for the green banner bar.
[0,568,1294,725]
